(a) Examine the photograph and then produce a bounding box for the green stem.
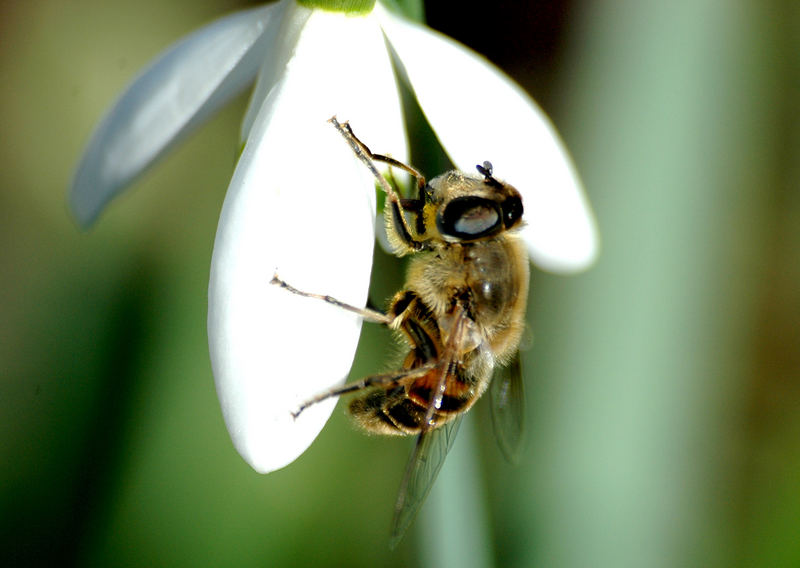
[296,0,376,14]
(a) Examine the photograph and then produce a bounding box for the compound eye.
[437,196,501,240]
[501,195,523,228]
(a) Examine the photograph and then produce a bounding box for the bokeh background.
[2,0,799,566]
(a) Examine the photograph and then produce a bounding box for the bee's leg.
[270,273,391,325]
[330,117,426,192]
[329,116,427,253]
[291,364,436,419]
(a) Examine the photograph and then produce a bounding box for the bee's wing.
[489,353,526,462]
[389,414,463,549]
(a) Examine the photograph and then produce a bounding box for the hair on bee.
[271,116,529,547]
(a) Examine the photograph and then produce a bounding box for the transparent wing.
[489,353,526,462]
[389,415,463,549]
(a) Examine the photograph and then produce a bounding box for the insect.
[271,117,529,547]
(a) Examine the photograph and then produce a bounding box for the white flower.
[70,0,598,474]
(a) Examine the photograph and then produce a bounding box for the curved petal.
[208,5,406,474]
[239,1,298,143]
[70,4,278,226]
[377,6,599,273]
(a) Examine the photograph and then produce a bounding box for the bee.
[271,117,529,547]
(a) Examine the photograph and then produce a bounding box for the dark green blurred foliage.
[2,1,799,567]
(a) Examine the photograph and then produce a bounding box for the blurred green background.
[2,0,799,566]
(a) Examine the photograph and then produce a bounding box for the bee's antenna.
[476,161,502,188]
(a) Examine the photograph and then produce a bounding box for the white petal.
[208,5,406,474]
[239,0,297,142]
[70,4,278,226]
[378,6,599,273]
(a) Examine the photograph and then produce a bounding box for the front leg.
[329,116,428,253]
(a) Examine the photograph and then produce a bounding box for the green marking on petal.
[296,0,375,14]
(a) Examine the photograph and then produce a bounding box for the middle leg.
[271,272,391,326]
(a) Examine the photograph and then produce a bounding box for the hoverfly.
[271,117,529,547]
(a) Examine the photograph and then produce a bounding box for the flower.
[70,0,598,474]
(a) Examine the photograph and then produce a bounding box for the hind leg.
[291,364,435,419]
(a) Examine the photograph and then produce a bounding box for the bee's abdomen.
[348,379,470,436]
[349,389,419,435]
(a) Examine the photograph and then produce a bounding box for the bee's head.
[423,162,524,244]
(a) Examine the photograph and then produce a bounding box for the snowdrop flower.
[70,0,598,474]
